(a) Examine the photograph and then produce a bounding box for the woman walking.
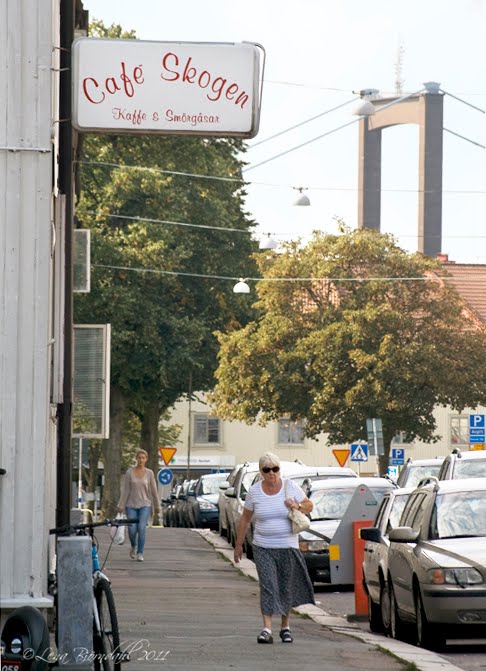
[234,452,314,644]
[117,449,161,562]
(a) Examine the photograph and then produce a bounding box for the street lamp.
[233,278,250,294]
[293,187,310,206]
[259,234,278,250]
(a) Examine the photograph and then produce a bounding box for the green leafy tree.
[211,227,486,473]
[74,21,259,516]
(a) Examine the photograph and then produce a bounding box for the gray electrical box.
[57,536,93,668]
[329,483,381,585]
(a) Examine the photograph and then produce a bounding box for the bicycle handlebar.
[50,518,138,535]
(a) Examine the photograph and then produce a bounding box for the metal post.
[57,0,75,527]
[186,371,192,480]
[56,536,93,669]
[78,437,83,509]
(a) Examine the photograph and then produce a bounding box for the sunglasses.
[262,466,280,473]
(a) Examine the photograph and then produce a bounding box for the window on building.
[193,414,221,445]
[278,418,305,445]
[450,415,469,446]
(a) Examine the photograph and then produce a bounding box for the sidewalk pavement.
[97,526,466,671]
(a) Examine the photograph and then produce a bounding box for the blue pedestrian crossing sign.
[350,443,368,462]
[158,468,173,486]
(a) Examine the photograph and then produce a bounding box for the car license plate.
[2,660,23,671]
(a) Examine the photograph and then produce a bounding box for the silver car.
[438,448,486,480]
[361,487,414,632]
[387,477,486,649]
[217,462,244,538]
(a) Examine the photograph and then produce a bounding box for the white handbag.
[285,480,311,534]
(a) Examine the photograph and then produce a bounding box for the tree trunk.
[378,427,394,476]
[140,399,160,475]
[101,386,125,519]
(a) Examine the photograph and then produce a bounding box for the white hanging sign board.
[72,38,263,137]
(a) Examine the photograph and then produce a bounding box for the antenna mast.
[394,41,405,94]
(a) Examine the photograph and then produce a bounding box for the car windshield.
[453,459,486,479]
[388,495,409,531]
[310,486,391,521]
[200,476,228,495]
[403,464,442,487]
[241,470,258,499]
[431,490,486,538]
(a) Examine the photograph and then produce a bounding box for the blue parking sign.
[469,414,485,429]
[469,414,485,444]
[391,448,405,465]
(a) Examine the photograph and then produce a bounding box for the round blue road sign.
[158,468,173,486]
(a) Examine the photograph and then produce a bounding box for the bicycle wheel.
[94,578,121,671]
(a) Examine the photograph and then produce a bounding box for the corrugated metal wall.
[0,0,58,613]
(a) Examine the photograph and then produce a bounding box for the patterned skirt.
[252,545,315,615]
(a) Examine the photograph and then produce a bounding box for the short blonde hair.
[259,452,281,470]
[136,449,148,459]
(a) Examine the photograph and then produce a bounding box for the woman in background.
[117,449,161,562]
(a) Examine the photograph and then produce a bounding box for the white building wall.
[169,395,486,477]
[0,0,58,615]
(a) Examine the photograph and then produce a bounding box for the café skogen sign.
[72,38,263,137]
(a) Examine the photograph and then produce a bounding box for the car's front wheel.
[380,582,391,635]
[368,592,383,633]
[415,588,444,650]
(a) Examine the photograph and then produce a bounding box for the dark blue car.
[189,473,229,529]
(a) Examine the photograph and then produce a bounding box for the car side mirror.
[225,486,236,497]
[388,526,419,543]
[360,527,382,543]
[219,481,230,490]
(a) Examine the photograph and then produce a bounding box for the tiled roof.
[441,263,486,324]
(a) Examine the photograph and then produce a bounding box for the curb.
[195,529,466,671]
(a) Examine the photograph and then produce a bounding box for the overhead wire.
[80,210,486,241]
[76,160,486,194]
[93,263,484,284]
[249,97,359,147]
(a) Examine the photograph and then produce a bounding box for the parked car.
[437,448,486,480]
[387,477,486,649]
[217,463,244,538]
[300,477,397,585]
[361,487,414,632]
[179,479,198,527]
[188,472,229,529]
[163,484,183,527]
[172,479,196,527]
[396,457,444,488]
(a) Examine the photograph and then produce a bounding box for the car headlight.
[198,499,218,511]
[299,540,329,553]
[427,568,483,585]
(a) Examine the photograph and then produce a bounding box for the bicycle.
[49,516,135,671]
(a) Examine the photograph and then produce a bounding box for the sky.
[82,0,486,264]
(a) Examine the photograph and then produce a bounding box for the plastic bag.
[110,513,127,545]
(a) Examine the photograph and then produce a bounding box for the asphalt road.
[312,583,486,671]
